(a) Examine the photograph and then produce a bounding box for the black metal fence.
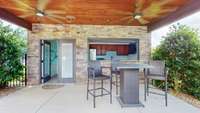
[7,75,27,87]
[6,54,27,88]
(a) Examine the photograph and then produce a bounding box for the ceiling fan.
[1,0,69,23]
[108,0,177,25]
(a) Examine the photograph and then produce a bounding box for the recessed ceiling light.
[133,13,142,19]
[36,10,45,17]
[106,19,111,22]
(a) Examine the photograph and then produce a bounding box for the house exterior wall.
[27,24,151,85]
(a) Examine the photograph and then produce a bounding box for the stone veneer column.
[27,32,41,85]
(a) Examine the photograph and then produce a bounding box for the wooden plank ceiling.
[0,0,190,28]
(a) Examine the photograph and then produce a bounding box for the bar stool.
[144,60,168,106]
[86,61,112,108]
[111,58,120,95]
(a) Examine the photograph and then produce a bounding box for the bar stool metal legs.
[87,77,89,100]
[147,78,150,96]
[144,78,168,106]
[165,78,168,106]
[144,71,147,101]
[93,80,96,108]
[110,77,112,104]
[101,80,103,96]
[115,75,119,95]
[111,74,120,95]
[86,77,112,108]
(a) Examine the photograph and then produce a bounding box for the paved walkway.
[0,83,199,113]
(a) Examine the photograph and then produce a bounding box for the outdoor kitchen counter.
[117,64,153,107]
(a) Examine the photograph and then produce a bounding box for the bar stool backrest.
[148,60,165,76]
[88,61,102,77]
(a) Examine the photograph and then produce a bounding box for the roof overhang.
[148,0,200,32]
[0,0,200,32]
[0,8,32,30]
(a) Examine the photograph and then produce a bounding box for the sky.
[0,19,21,29]
[0,19,27,39]
[151,11,200,48]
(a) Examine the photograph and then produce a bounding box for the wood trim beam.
[0,8,32,30]
[148,0,200,32]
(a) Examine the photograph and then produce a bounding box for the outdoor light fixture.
[133,13,142,19]
[66,15,76,23]
[36,10,45,17]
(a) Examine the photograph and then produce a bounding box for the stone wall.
[28,24,151,85]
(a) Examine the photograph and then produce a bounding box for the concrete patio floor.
[0,83,199,113]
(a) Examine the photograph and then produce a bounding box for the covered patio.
[0,0,200,84]
[0,0,200,112]
[0,84,199,113]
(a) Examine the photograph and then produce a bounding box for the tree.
[0,22,26,87]
[152,24,200,100]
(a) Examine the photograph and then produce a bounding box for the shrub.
[0,22,26,87]
[152,24,200,100]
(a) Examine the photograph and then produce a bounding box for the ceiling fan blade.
[147,7,177,19]
[108,9,132,16]
[37,0,50,11]
[19,13,34,18]
[46,16,63,24]
[0,6,30,12]
[109,16,132,24]
[137,18,149,25]
[142,1,177,19]
[135,0,145,13]
[45,10,66,15]
[159,0,174,6]
[160,7,178,13]
[12,0,34,10]
[127,18,133,25]
[48,14,66,20]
